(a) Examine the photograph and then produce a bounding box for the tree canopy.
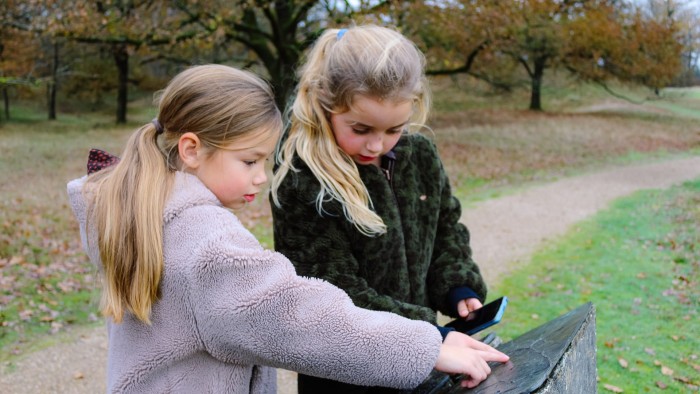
[397,0,683,110]
[0,0,693,120]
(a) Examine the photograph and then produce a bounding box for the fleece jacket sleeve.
[180,206,442,390]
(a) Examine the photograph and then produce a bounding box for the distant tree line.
[1,0,697,123]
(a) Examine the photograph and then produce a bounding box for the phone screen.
[445,296,508,335]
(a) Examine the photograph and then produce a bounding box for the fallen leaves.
[1,200,97,349]
[602,344,700,392]
[603,383,624,392]
[604,337,624,349]
[661,366,674,376]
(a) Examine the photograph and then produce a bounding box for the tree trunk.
[113,44,129,124]
[271,56,299,112]
[48,41,59,120]
[3,87,9,121]
[529,57,546,111]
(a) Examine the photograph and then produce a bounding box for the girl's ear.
[178,132,202,170]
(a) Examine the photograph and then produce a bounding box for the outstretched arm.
[185,209,441,389]
[186,209,507,389]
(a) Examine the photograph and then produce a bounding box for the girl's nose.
[367,134,383,153]
[254,168,268,186]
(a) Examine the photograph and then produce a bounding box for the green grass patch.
[489,180,700,392]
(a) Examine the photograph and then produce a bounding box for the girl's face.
[329,95,413,166]
[193,129,277,210]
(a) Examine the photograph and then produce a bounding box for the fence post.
[409,302,597,394]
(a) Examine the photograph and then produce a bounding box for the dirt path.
[2,155,700,394]
[463,156,700,284]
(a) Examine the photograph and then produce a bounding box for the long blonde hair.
[271,25,430,236]
[87,65,281,324]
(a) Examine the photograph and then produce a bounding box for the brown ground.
[2,156,700,394]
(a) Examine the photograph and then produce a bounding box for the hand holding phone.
[445,296,508,335]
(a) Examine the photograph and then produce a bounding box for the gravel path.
[462,156,700,284]
[2,155,699,394]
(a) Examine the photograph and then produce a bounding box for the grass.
[0,77,699,374]
[488,179,700,392]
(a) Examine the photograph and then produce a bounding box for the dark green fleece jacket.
[271,133,486,323]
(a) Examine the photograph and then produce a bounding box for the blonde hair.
[271,25,430,236]
[87,65,281,324]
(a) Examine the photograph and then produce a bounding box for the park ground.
[1,76,699,392]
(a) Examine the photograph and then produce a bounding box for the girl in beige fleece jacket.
[67,64,508,393]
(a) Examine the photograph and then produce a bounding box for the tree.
[498,0,567,110]
[394,0,594,110]
[397,0,684,111]
[617,10,682,93]
[566,1,682,96]
[675,3,700,85]
[397,1,511,87]
[0,4,42,121]
[642,0,699,86]
[2,1,85,121]
[35,0,378,121]
[172,0,371,111]
[37,0,200,123]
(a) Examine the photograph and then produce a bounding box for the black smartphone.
[445,296,508,335]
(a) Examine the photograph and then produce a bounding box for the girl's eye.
[352,128,370,135]
[244,160,257,166]
[387,127,404,135]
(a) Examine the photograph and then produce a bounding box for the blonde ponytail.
[89,123,172,323]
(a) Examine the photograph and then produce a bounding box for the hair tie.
[152,118,164,135]
[337,28,347,40]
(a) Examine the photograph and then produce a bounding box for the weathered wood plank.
[407,303,597,394]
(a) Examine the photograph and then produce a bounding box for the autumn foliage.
[400,0,684,110]
[0,0,693,119]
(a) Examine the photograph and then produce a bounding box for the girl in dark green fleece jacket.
[271,25,494,394]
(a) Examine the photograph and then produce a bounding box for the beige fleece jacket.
[67,172,441,393]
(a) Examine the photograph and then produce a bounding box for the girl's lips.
[357,155,377,163]
[243,194,256,202]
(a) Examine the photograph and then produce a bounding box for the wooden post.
[407,303,597,394]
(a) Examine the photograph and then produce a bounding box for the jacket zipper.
[380,154,396,190]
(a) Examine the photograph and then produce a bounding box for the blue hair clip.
[337,28,347,40]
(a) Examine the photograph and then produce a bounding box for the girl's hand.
[457,298,483,318]
[435,331,509,388]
